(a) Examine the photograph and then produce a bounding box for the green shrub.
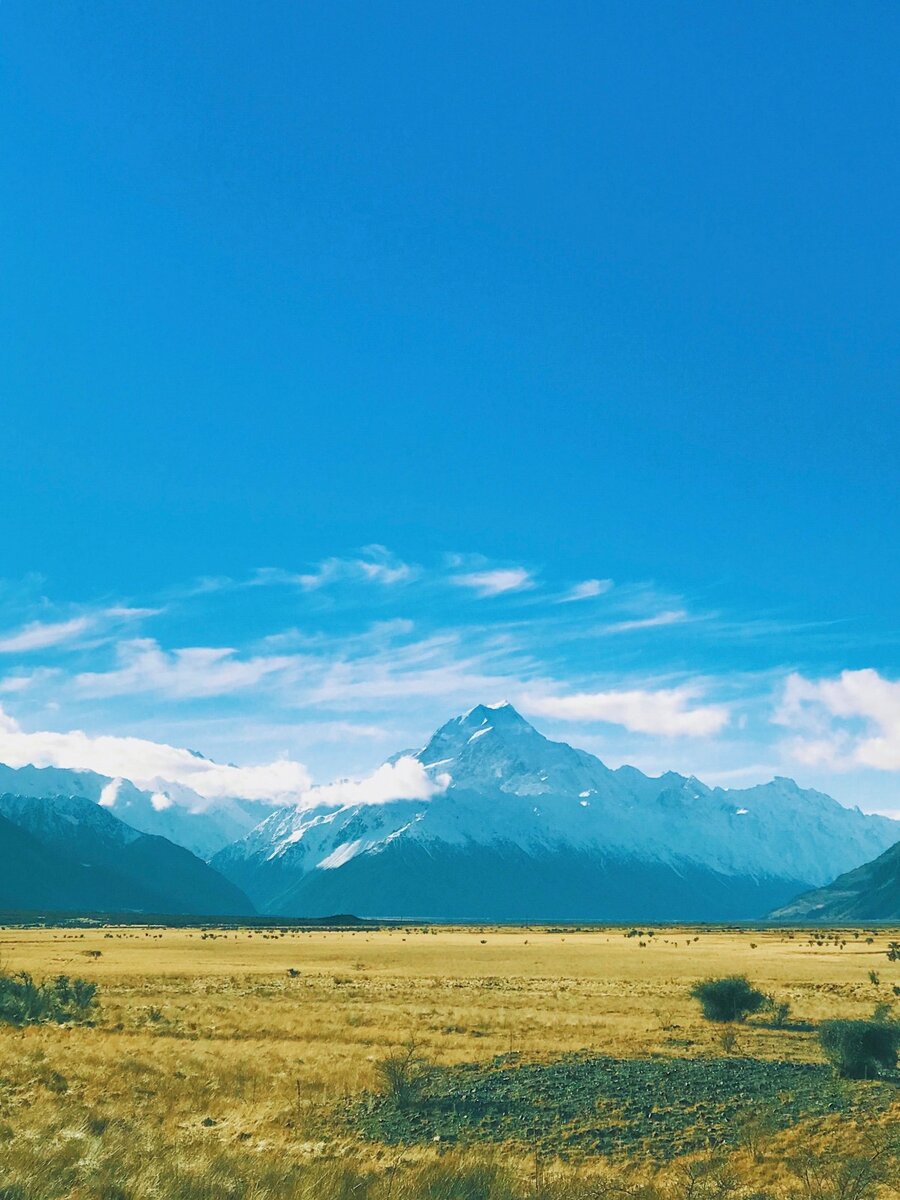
[0,972,98,1026]
[690,976,767,1023]
[819,1018,900,1079]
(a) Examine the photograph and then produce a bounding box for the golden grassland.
[1,923,900,1198]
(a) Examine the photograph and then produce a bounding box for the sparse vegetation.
[353,1052,897,1160]
[0,925,899,1196]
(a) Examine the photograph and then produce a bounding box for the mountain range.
[0,702,897,921]
[212,703,900,921]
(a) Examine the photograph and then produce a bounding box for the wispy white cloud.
[306,632,528,707]
[263,545,416,591]
[0,667,60,694]
[559,579,613,603]
[0,602,161,658]
[74,639,298,700]
[598,609,690,635]
[452,568,534,597]
[775,669,900,771]
[104,605,164,620]
[355,559,414,586]
[0,617,91,654]
[521,685,729,737]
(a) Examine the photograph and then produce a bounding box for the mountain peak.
[458,700,532,730]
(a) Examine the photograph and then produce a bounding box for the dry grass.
[1,923,899,1197]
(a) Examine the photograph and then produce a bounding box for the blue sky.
[1,4,898,810]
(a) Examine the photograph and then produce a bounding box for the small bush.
[374,1042,426,1110]
[763,992,792,1027]
[819,1018,900,1079]
[0,972,98,1026]
[690,976,767,1023]
[719,1027,740,1054]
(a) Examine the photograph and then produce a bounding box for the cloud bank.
[776,669,900,771]
[0,705,312,803]
[292,756,450,811]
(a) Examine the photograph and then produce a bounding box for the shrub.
[0,972,98,1026]
[763,992,792,1027]
[374,1042,426,1110]
[719,1027,740,1054]
[819,1018,900,1079]
[690,976,767,1023]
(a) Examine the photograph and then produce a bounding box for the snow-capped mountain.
[0,763,269,859]
[212,703,900,921]
[0,790,253,915]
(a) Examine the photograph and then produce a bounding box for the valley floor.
[1,924,899,1198]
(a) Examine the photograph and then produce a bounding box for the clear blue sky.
[1,3,898,809]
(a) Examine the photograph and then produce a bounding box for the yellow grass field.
[1,923,900,1198]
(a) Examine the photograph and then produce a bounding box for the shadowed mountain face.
[212,704,900,921]
[0,792,253,916]
[771,840,900,922]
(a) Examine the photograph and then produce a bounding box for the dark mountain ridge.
[0,791,253,916]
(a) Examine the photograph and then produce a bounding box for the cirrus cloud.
[559,579,613,603]
[74,639,298,699]
[0,617,92,654]
[452,568,534,597]
[598,609,690,635]
[520,685,729,737]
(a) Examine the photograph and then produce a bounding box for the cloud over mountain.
[0,705,311,804]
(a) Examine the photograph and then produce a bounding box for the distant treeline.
[0,908,383,930]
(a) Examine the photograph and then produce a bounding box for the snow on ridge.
[318,840,365,870]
